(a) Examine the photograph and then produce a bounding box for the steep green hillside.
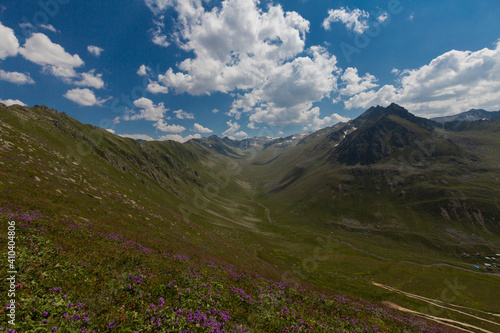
[0,104,276,272]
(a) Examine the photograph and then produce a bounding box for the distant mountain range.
[203,106,500,166]
[432,108,500,123]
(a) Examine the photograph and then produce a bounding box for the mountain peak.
[329,104,443,165]
[358,103,417,123]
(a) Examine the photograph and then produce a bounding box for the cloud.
[247,122,258,129]
[0,22,20,59]
[308,111,350,130]
[0,70,35,85]
[19,22,35,30]
[147,0,344,129]
[105,128,115,134]
[377,12,388,23]
[233,131,248,138]
[20,22,58,34]
[145,4,174,46]
[145,0,205,25]
[154,119,185,133]
[391,68,400,75]
[158,0,310,95]
[159,133,201,143]
[151,25,170,47]
[174,109,194,119]
[234,46,339,126]
[64,88,108,106]
[20,33,84,78]
[193,123,213,133]
[127,97,168,121]
[322,7,369,34]
[119,133,154,141]
[74,70,104,89]
[211,108,219,113]
[144,0,174,16]
[137,65,150,76]
[40,24,57,33]
[87,45,104,57]
[339,67,378,96]
[344,41,500,117]
[0,99,27,106]
[222,120,241,137]
[146,80,169,94]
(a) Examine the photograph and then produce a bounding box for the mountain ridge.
[432,108,500,123]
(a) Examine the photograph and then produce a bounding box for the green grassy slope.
[1,103,500,332]
[0,104,280,274]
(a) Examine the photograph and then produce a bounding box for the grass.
[1,104,500,332]
[0,206,462,332]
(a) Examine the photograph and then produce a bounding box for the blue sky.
[1,0,500,141]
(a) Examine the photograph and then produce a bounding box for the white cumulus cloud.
[137,64,150,76]
[158,0,310,96]
[144,0,174,16]
[87,45,104,57]
[146,81,169,94]
[0,22,20,59]
[20,33,84,78]
[233,131,248,138]
[74,70,105,89]
[236,46,340,126]
[128,97,168,121]
[174,109,194,119]
[308,111,350,130]
[344,41,500,117]
[151,25,170,47]
[192,123,213,133]
[0,99,27,106]
[322,7,369,34]
[339,67,378,96]
[64,88,108,106]
[0,70,35,85]
[145,0,347,130]
[120,134,154,141]
[377,12,389,23]
[247,122,258,129]
[154,119,186,133]
[222,120,241,138]
[159,133,201,142]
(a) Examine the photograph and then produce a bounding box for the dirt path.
[383,301,487,333]
[250,184,275,225]
[373,282,500,333]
